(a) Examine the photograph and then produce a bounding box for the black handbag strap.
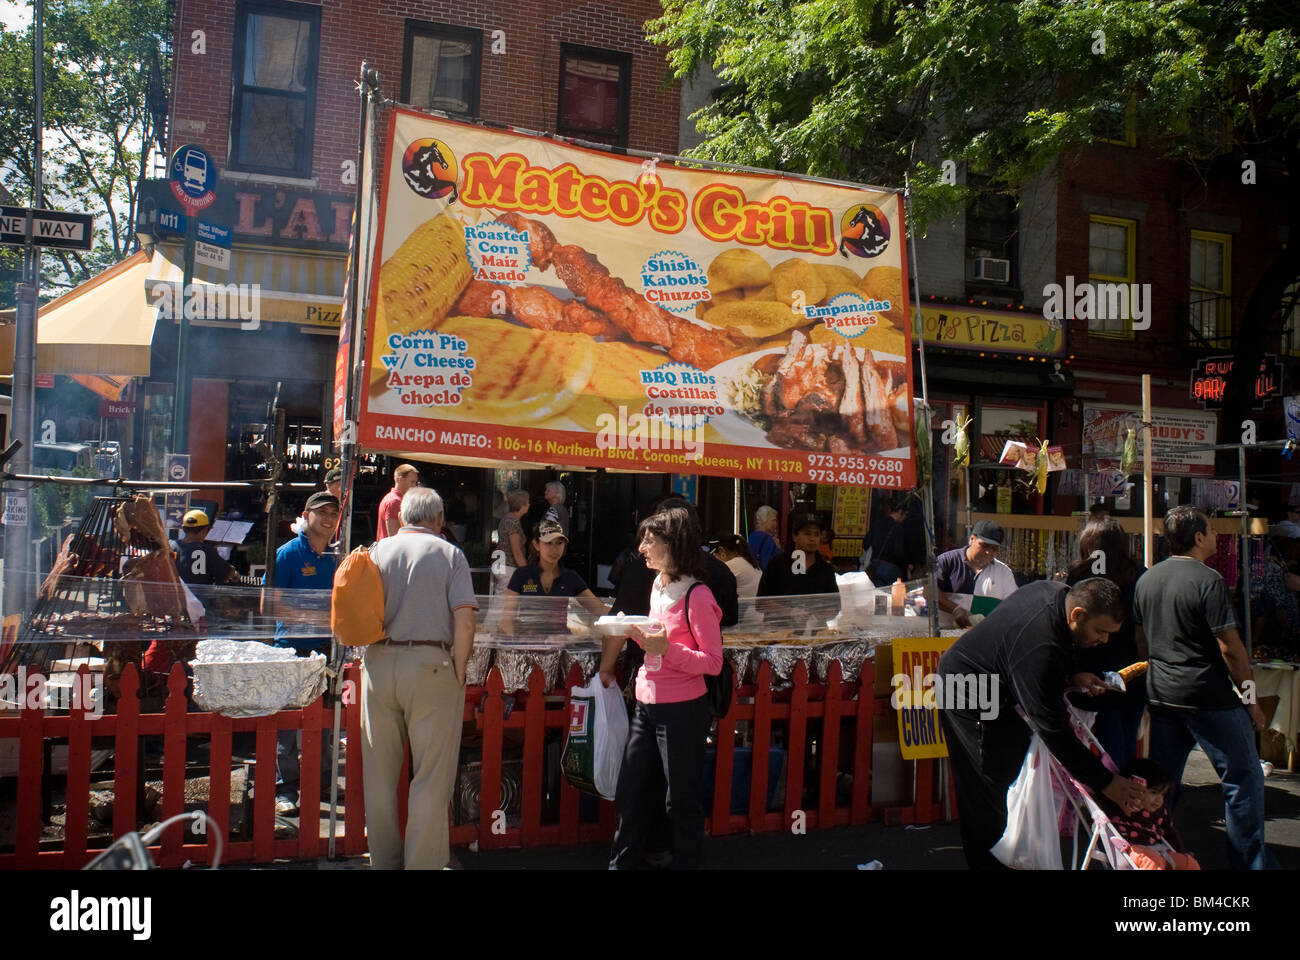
[682,581,701,648]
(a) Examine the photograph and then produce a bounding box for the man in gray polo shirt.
[364,486,478,869]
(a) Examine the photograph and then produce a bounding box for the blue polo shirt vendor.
[269,490,341,815]
[273,490,341,656]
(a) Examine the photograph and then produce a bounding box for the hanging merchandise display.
[992,524,1266,583]
[915,401,933,490]
[1120,426,1137,476]
[951,415,971,469]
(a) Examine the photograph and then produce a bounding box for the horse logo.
[839,203,890,258]
[402,138,459,202]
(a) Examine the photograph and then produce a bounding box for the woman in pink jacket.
[608,504,723,870]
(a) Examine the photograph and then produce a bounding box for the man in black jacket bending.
[937,578,1146,869]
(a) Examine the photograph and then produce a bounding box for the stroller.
[997,694,1183,871]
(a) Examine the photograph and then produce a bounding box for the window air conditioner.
[972,257,1011,284]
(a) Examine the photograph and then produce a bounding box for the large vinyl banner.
[359,109,915,487]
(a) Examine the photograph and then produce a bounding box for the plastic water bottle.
[643,620,665,672]
[891,578,906,615]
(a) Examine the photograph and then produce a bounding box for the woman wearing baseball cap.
[500,519,605,635]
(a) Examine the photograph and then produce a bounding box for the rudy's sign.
[1083,403,1217,476]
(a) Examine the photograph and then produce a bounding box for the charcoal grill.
[0,496,195,699]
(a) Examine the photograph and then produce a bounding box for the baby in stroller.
[1096,758,1200,870]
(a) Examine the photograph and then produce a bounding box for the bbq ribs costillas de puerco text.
[449,211,753,369]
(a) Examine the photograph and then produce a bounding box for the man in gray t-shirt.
[1133,506,1274,870]
[362,487,478,870]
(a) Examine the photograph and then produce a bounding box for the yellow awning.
[146,243,345,328]
[0,251,157,376]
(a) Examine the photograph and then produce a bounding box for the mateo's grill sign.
[355,110,918,488]
[1191,355,1283,409]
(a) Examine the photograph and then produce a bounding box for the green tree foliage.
[648,0,1299,444]
[31,466,93,529]
[0,0,172,300]
[651,1,1295,216]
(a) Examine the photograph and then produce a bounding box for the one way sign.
[0,205,94,251]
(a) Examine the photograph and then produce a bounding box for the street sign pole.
[166,143,218,458]
[172,212,197,454]
[3,0,43,620]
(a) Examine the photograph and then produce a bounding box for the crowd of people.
[939,505,1278,871]
[181,460,1282,872]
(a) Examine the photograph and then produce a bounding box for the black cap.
[791,512,824,534]
[971,519,1006,547]
[304,491,341,512]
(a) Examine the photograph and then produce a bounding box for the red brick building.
[167,0,681,197]
[135,0,685,530]
[916,126,1292,549]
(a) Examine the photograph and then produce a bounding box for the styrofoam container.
[593,615,657,637]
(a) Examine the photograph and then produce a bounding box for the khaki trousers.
[360,643,464,869]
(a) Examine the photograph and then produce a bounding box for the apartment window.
[1188,230,1232,344]
[402,22,481,116]
[1095,95,1137,147]
[230,1,319,178]
[965,175,1018,288]
[1087,216,1136,337]
[557,46,631,147]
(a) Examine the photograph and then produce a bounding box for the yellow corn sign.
[890,636,957,760]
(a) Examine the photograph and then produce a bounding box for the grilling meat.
[482,214,753,369]
[452,279,626,339]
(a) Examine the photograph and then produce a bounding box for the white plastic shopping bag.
[561,676,629,800]
[991,733,1063,869]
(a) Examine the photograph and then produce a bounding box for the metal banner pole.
[1239,446,1252,654]
[904,173,945,821]
[329,63,378,860]
[337,64,380,557]
[903,174,940,639]
[1142,376,1154,567]
[964,464,972,542]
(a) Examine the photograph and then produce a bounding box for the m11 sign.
[1191,355,1283,409]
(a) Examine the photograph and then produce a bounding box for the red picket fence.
[0,657,954,868]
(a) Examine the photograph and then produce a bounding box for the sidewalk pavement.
[268,748,1300,870]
